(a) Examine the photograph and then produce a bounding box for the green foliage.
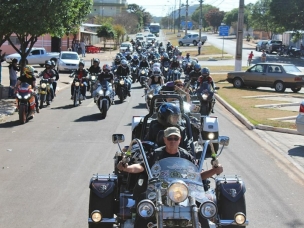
[97,23,116,49]
[205,9,225,32]
[128,4,152,29]
[191,4,217,31]
[291,31,303,43]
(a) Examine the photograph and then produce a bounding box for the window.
[61,53,79,60]
[31,50,40,55]
[269,65,282,73]
[8,36,20,45]
[249,64,264,73]
[283,65,301,73]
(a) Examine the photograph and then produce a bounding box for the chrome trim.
[88,218,117,223]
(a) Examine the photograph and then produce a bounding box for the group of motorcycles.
[85,42,248,226]
[276,45,304,58]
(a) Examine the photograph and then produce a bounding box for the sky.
[127,0,259,17]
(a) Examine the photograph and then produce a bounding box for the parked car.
[227,63,304,92]
[255,40,268,52]
[136,33,143,37]
[119,42,133,53]
[146,37,154,43]
[178,33,207,46]
[136,35,145,43]
[57,51,80,72]
[265,40,282,53]
[6,47,60,67]
[296,100,304,134]
[144,28,150,32]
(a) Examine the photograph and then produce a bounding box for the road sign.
[181,21,193,30]
[219,26,230,36]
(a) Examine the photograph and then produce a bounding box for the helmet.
[115,55,121,61]
[142,56,147,61]
[191,60,196,67]
[172,56,177,62]
[126,52,131,56]
[12,58,18,64]
[23,65,35,78]
[186,53,190,57]
[103,64,111,72]
[79,60,85,67]
[152,67,161,75]
[51,60,56,66]
[121,60,128,68]
[133,55,138,60]
[167,41,171,45]
[194,64,201,72]
[157,103,181,127]
[45,60,52,66]
[201,67,210,76]
[163,53,169,59]
[93,58,100,64]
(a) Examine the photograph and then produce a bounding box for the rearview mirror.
[112,134,125,144]
[218,136,229,146]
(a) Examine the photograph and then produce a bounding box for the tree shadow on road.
[288,146,304,158]
[74,113,103,122]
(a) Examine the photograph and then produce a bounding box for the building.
[90,0,127,18]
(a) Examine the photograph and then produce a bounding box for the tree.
[191,4,217,31]
[97,23,116,50]
[223,4,252,30]
[205,9,225,32]
[1,0,92,70]
[269,0,304,31]
[113,24,126,43]
[114,11,138,34]
[127,4,152,30]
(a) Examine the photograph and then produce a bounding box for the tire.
[101,100,108,118]
[217,194,246,228]
[88,190,114,228]
[179,41,183,46]
[233,78,244,88]
[274,81,286,92]
[39,64,44,67]
[200,102,210,116]
[120,88,124,103]
[73,92,78,107]
[193,40,197,46]
[255,47,258,51]
[19,105,27,124]
[291,87,301,93]
[90,87,93,98]
[39,94,45,109]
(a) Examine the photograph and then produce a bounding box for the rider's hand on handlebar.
[117,161,128,172]
[213,164,223,175]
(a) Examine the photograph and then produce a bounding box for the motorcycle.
[138,67,149,87]
[88,73,98,98]
[197,81,219,116]
[287,46,301,58]
[169,67,182,81]
[93,80,114,119]
[70,73,87,107]
[130,64,139,83]
[162,61,170,81]
[15,82,36,124]
[88,134,248,228]
[144,84,162,111]
[115,75,129,103]
[38,78,54,109]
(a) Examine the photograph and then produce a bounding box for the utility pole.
[178,0,181,32]
[235,0,244,71]
[199,0,203,39]
[174,0,177,33]
[185,0,189,35]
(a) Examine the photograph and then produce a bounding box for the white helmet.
[153,67,161,75]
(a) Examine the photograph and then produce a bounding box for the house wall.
[282,32,304,48]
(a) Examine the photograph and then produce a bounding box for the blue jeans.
[82,48,86,57]
[9,79,17,97]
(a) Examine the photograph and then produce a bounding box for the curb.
[215,94,302,135]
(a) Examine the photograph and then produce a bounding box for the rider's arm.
[117,162,144,173]
[200,165,223,179]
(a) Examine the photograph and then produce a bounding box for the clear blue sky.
[127,0,258,17]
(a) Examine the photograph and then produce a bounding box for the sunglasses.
[166,136,180,141]
[176,84,183,87]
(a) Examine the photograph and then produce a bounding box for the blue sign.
[180,21,193,29]
[219,26,229,36]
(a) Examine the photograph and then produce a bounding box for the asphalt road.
[1,31,304,228]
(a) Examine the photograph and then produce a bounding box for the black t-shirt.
[97,72,114,83]
[89,66,101,74]
[17,75,36,88]
[141,146,196,168]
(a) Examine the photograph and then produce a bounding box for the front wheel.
[18,105,27,124]
[39,94,45,109]
[274,81,286,92]
[193,40,197,46]
[179,41,183,46]
[119,88,124,103]
[101,100,108,118]
[233,78,244,88]
[291,87,301,93]
[73,91,78,107]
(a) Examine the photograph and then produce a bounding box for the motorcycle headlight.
[167,180,188,203]
[164,67,168,71]
[91,210,102,223]
[199,201,217,219]
[137,200,155,218]
[208,133,215,140]
[24,94,31,99]
[98,90,104,95]
[148,94,153,99]
[75,82,80,86]
[234,212,246,225]
[16,94,22,99]
[141,70,145,74]
[202,94,208,100]
[119,80,124,85]
[41,83,47,89]
[91,76,96,80]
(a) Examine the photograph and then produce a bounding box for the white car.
[136,33,143,37]
[296,100,304,134]
[57,51,80,72]
[120,42,133,53]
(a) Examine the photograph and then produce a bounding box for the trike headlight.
[199,201,217,219]
[167,180,188,203]
[137,199,155,218]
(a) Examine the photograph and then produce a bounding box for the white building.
[90,0,127,18]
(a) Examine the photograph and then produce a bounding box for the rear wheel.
[274,81,286,92]
[233,78,244,88]
[179,41,183,46]
[193,40,197,46]
[19,105,27,124]
[291,87,301,93]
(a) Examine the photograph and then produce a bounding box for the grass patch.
[202,66,248,72]
[212,73,301,129]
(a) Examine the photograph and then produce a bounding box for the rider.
[138,56,150,69]
[144,102,192,153]
[184,52,191,63]
[39,60,56,102]
[125,52,132,62]
[166,41,173,52]
[117,126,223,228]
[113,55,121,68]
[161,53,170,67]
[189,63,201,88]
[185,60,196,76]
[88,58,101,74]
[116,59,132,96]
[71,60,88,99]
[198,67,216,113]
[15,65,39,114]
[50,60,59,97]
[96,64,115,103]
[147,67,164,87]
